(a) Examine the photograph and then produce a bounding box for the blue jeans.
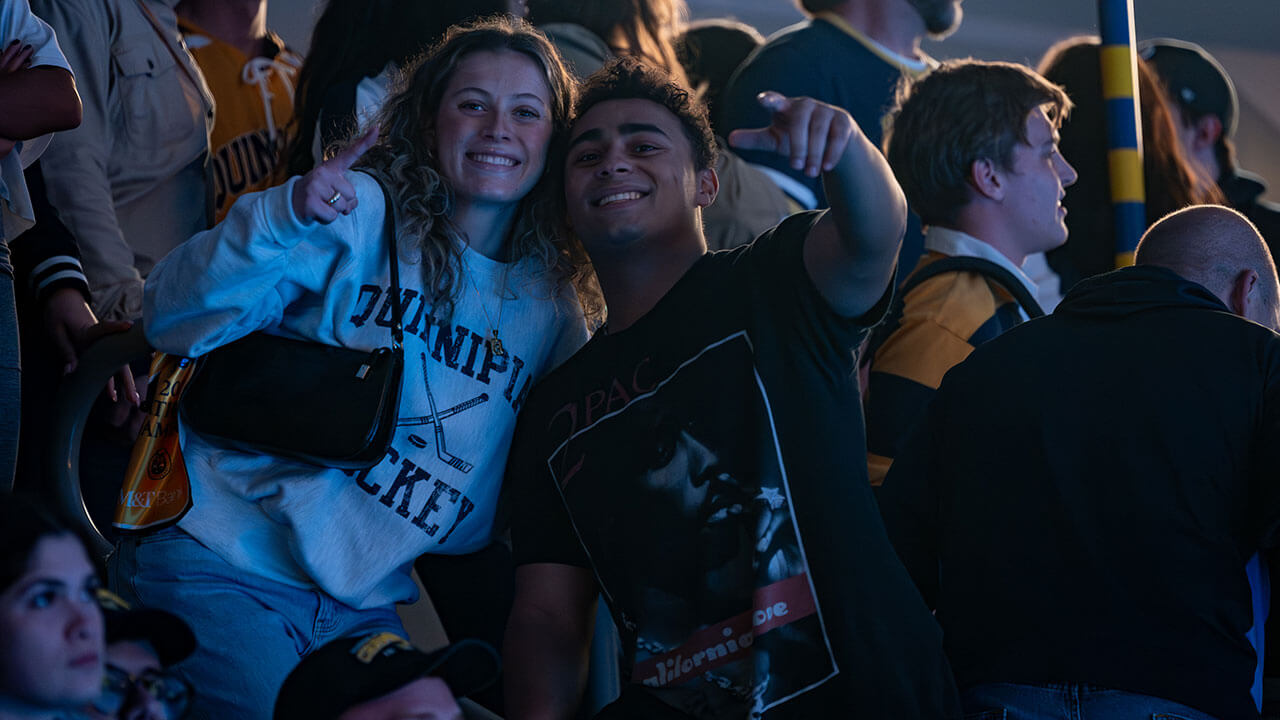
[109,527,407,720]
[962,683,1220,720]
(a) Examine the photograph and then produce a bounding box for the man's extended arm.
[808,108,906,317]
[504,563,598,720]
[0,65,79,139]
[719,45,827,210]
[0,0,81,139]
[730,93,905,318]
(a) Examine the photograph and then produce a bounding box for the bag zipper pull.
[355,348,386,380]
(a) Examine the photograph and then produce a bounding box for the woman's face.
[432,49,555,216]
[0,534,104,708]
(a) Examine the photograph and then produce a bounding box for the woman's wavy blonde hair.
[356,15,602,326]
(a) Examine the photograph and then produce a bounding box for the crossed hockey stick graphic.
[395,352,489,473]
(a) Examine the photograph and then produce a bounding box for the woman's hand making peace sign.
[291,125,380,223]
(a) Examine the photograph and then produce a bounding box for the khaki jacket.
[31,0,213,320]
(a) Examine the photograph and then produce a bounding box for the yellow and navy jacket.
[866,251,1043,485]
[179,20,302,222]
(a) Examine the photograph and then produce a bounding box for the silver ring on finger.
[326,191,343,206]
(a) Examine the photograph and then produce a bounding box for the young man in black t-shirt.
[502,58,960,719]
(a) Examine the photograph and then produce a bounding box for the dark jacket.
[878,265,1280,720]
[1223,168,1280,263]
[10,163,91,310]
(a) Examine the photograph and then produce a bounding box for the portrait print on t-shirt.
[547,332,839,717]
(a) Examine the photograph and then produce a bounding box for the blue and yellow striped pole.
[1098,0,1145,267]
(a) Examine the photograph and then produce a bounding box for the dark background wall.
[265,0,1280,201]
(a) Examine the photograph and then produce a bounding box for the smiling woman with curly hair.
[357,19,599,325]
[119,16,599,718]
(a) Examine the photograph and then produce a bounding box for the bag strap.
[136,1,205,94]
[865,255,1044,366]
[899,255,1045,319]
[136,0,216,229]
[357,170,405,351]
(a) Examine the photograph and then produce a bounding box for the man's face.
[1165,101,1195,156]
[1164,100,1218,180]
[96,641,168,720]
[563,98,712,255]
[999,106,1077,255]
[908,0,963,39]
[338,676,461,720]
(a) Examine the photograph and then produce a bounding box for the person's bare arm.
[0,65,81,138]
[729,92,905,318]
[504,563,598,720]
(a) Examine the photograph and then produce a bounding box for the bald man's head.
[1135,204,1280,330]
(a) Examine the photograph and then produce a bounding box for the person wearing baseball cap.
[88,589,196,720]
[273,633,500,720]
[1140,37,1280,258]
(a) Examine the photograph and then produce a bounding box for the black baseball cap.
[1139,38,1238,138]
[273,633,500,720]
[95,589,197,667]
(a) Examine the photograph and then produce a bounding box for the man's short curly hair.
[575,57,719,172]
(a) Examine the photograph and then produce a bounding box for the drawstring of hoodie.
[241,56,298,142]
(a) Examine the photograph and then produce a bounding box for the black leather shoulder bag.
[180,172,405,469]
